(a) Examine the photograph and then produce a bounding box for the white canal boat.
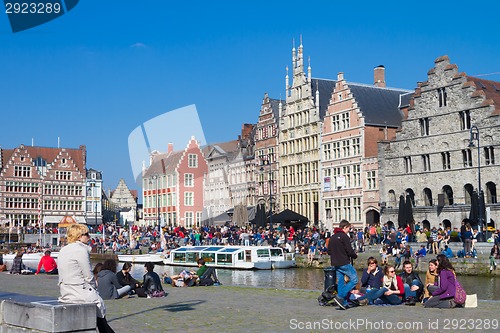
[2,252,59,270]
[164,246,296,270]
[117,253,167,264]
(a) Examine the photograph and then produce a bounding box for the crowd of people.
[327,219,476,310]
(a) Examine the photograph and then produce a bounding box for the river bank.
[0,272,498,333]
[296,242,499,276]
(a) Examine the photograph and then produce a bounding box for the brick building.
[0,144,87,230]
[142,137,207,228]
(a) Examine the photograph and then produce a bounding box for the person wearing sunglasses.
[58,224,115,333]
[352,264,404,306]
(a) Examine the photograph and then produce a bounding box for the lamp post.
[150,175,160,237]
[469,125,485,240]
[260,157,273,229]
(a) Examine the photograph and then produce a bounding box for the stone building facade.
[279,42,323,223]
[379,56,500,230]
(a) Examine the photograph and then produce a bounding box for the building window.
[188,154,198,168]
[486,182,497,204]
[184,192,194,206]
[352,164,360,187]
[342,112,350,129]
[332,142,341,159]
[442,185,454,205]
[332,115,340,132]
[353,197,361,222]
[184,173,194,187]
[419,118,430,136]
[441,152,451,170]
[323,143,331,161]
[438,87,447,107]
[367,171,376,189]
[459,110,471,130]
[14,166,31,178]
[462,149,472,167]
[185,211,193,227]
[422,154,431,171]
[342,140,350,157]
[352,138,360,155]
[485,146,495,165]
[464,183,474,205]
[388,190,396,207]
[423,188,433,206]
[404,156,412,173]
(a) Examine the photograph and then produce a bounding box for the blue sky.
[1,1,500,193]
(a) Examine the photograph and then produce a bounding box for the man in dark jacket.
[399,260,423,305]
[327,219,358,309]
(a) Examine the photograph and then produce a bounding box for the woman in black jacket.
[141,262,164,297]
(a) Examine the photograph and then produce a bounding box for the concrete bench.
[0,292,96,333]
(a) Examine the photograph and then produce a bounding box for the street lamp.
[469,125,485,240]
[260,158,273,229]
[150,175,160,236]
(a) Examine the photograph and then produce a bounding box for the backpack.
[317,285,338,306]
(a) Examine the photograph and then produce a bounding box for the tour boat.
[164,245,296,270]
[1,252,59,270]
[117,253,167,264]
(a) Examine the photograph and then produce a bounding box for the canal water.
[127,264,500,301]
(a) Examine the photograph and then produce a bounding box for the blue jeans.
[404,279,423,299]
[358,287,386,303]
[335,264,358,301]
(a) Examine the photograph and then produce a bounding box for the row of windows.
[331,112,350,132]
[145,193,178,208]
[43,200,83,211]
[55,171,72,180]
[281,162,319,186]
[403,147,496,172]
[143,174,178,190]
[419,110,474,137]
[46,185,83,196]
[323,138,361,160]
[323,165,362,189]
[324,197,362,222]
[4,182,40,193]
[5,214,38,224]
[257,125,277,140]
[4,197,39,209]
[14,166,31,178]
[281,136,318,155]
[387,182,497,207]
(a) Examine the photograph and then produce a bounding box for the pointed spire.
[285,66,289,95]
[315,79,320,114]
[292,38,296,68]
[297,35,303,69]
[308,56,311,82]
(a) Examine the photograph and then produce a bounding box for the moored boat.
[117,253,167,264]
[2,251,59,271]
[165,245,295,270]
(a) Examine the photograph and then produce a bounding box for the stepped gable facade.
[379,55,500,230]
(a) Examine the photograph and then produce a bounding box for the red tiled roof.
[466,76,500,116]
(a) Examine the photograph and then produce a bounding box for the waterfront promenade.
[0,272,498,333]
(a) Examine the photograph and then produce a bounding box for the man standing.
[328,219,358,310]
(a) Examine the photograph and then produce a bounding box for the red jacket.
[36,255,57,274]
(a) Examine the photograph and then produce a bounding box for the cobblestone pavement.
[1,272,499,333]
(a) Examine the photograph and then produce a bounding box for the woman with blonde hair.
[58,224,115,333]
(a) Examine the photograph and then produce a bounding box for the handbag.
[454,279,467,305]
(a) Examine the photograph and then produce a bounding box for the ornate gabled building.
[255,93,283,216]
[227,124,256,224]
[110,179,138,225]
[203,140,239,223]
[142,137,208,228]
[321,69,412,230]
[0,144,87,229]
[379,55,500,230]
[279,41,325,224]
